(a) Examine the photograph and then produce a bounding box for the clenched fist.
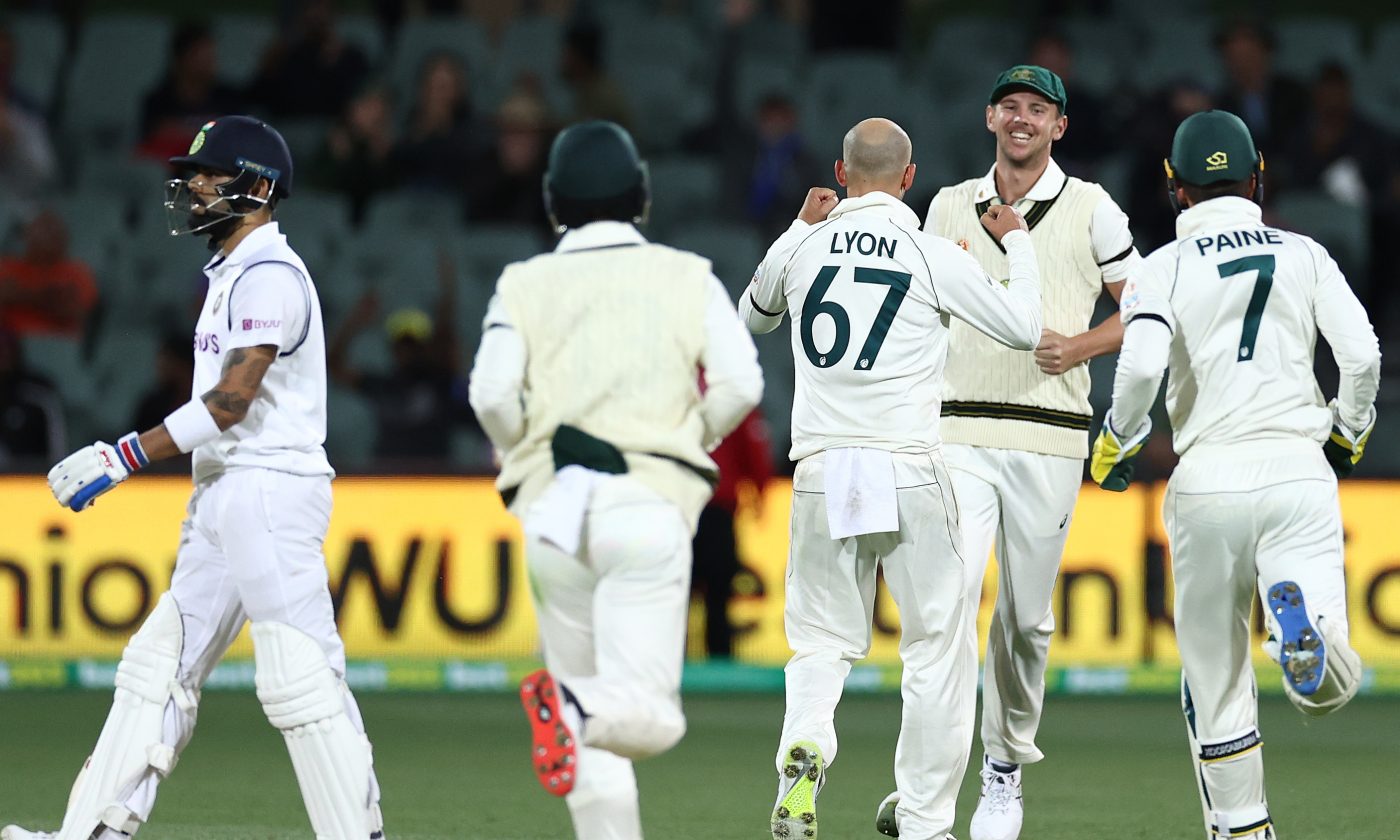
[979,204,1028,243]
[798,188,839,225]
[1034,329,1086,375]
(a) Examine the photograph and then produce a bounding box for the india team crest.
[189,121,216,154]
[212,291,224,315]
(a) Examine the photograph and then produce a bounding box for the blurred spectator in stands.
[560,19,632,130]
[692,403,771,658]
[1281,63,1400,337]
[309,83,399,225]
[1214,19,1308,155]
[1280,63,1396,208]
[0,327,64,469]
[394,53,481,193]
[1125,79,1214,252]
[328,252,481,467]
[250,0,370,119]
[137,22,245,161]
[0,209,97,338]
[0,25,56,208]
[1025,29,1110,179]
[129,332,194,473]
[465,88,552,234]
[738,93,822,240]
[686,2,822,241]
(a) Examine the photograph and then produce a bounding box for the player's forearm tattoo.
[200,345,276,429]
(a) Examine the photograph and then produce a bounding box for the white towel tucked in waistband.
[823,447,898,539]
[524,465,602,555]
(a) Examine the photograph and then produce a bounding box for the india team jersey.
[1121,196,1380,455]
[190,222,333,482]
[747,191,1042,461]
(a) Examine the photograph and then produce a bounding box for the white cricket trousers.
[121,468,378,822]
[777,451,976,840]
[1167,442,1348,839]
[526,475,692,840]
[944,443,1082,766]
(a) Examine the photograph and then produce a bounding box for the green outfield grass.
[0,691,1393,839]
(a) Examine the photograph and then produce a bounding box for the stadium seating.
[211,13,277,87]
[646,156,723,239]
[8,13,65,113]
[1130,20,1223,93]
[668,223,764,297]
[1274,17,1363,80]
[62,15,172,149]
[1271,191,1371,284]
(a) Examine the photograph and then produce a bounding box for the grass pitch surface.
[0,691,1393,839]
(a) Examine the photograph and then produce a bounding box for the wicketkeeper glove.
[1322,399,1374,479]
[1090,414,1151,492]
[47,432,149,511]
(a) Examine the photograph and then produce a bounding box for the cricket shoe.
[969,756,1023,840]
[1267,581,1325,695]
[771,741,824,839]
[1,828,55,840]
[875,790,900,836]
[520,669,577,797]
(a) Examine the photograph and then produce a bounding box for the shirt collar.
[826,191,922,228]
[204,222,284,276]
[554,221,647,253]
[1174,196,1263,239]
[974,158,1066,205]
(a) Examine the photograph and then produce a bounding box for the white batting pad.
[1285,617,1362,717]
[253,622,372,840]
[56,594,189,840]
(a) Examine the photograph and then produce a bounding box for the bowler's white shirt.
[742,191,1043,460]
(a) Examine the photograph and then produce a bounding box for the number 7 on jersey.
[800,266,912,369]
[1217,255,1274,362]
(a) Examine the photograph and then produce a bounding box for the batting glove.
[1322,399,1374,479]
[1090,413,1151,492]
[47,432,149,511]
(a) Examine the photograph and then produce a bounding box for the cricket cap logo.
[189,121,216,155]
[1205,151,1229,171]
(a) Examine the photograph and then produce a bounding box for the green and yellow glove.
[1090,414,1151,492]
[1323,399,1374,479]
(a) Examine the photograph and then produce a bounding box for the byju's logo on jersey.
[1205,151,1229,171]
[242,318,281,331]
[194,332,221,354]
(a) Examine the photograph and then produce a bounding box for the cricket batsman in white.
[469,120,763,840]
[1091,109,1377,840]
[3,116,385,840]
[741,117,1044,840]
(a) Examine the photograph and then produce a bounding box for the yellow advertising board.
[1,476,1398,669]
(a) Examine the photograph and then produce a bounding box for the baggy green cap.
[544,120,645,200]
[1168,110,1258,186]
[989,65,1067,113]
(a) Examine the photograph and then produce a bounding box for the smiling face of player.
[986,90,1066,169]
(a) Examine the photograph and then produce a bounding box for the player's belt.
[941,401,1092,431]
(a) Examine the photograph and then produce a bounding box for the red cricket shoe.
[520,668,578,796]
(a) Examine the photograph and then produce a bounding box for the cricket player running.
[1091,110,1377,840]
[468,120,763,840]
[877,65,1141,840]
[2,117,385,840]
[741,118,1044,840]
